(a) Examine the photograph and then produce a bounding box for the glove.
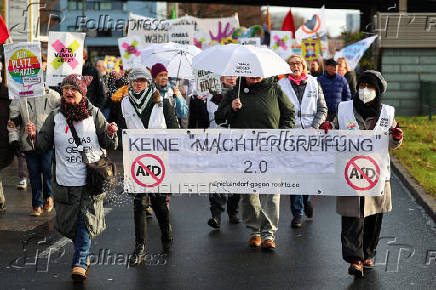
[319,121,332,134]
[390,122,403,141]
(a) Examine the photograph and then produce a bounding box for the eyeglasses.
[289,61,302,67]
[62,86,79,93]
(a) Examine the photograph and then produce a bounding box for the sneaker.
[71,266,87,283]
[348,260,364,278]
[17,179,27,190]
[43,197,54,212]
[228,214,240,224]
[249,235,261,247]
[207,217,221,229]
[363,259,374,268]
[304,201,314,218]
[291,215,303,228]
[261,239,276,249]
[30,207,42,216]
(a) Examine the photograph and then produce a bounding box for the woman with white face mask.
[319,70,404,278]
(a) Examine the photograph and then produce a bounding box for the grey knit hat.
[128,66,152,84]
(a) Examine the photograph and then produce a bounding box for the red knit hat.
[61,74,93,96]
[151,63,167,79]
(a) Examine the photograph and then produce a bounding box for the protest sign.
[46,31,85,86]
[123,129,390,196]
[127,13,169,46]
[194,15,239,49]
[118,35,144,70]
[4,42,44,99]
[295,6,327,43]
[104,56,121,72]
[334,36,377,70]
[168,24,194,45]
[269,31,293,59]
[194,69,222,96]
[238,37,261,47]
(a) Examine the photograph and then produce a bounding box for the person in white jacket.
[278,54,327,228]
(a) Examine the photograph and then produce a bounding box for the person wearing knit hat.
[117,65,179,266]
[319,70,403,278]
[25,73,118,283]
[151,63,188,121]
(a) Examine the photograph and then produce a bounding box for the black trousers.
[209,194,240,220]
[341,198,384,263]
[133,193,170,245]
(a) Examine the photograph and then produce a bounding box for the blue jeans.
[102,107,111,120]
[24,150,53,209]
[72,213,91,270]
[290,195,311,217]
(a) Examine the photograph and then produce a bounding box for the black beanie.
[357,72,382,96]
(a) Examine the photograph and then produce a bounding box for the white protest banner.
[269,31,293,59]
[194,69,222,96]
[46,31,85,86]
[238,37,261,47]
[334,36,378,70]
[123,129,390,196]
[169,24,194,45]
[3,42,44,99]
[127,13,168,46]
[118,35,144,70]
[194,15,239,49]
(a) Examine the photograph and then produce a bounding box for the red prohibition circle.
[344,156,381,191]
[131,154,166,188]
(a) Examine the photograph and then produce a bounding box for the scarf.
[353,94,382,120]
[60,97,90,124]
[128,85,156,119]
[288,72,308,86]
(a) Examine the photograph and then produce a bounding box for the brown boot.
[261,239,276,249]
[72,267,87,283]
[43,197,54,212]
[248,235,261,247]
[363,259,374,268]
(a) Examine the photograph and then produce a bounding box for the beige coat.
[9,87,60,151]
[333,106,402,218]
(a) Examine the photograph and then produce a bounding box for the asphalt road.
[0,151,435,290]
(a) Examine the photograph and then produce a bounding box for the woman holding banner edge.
[319,70,403,278]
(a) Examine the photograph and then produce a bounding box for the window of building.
[100,2,112,10]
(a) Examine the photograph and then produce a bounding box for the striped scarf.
[128,85,156,119]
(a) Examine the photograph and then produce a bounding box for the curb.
[391,155,436,222]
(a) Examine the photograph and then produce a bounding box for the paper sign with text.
[4,42,44,99]
[123,129,390,196]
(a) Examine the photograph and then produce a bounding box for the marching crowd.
[0,49,404,282]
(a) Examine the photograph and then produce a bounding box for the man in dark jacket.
[215,77,295,249]
[81,49,106,109]
[317,58,351,121]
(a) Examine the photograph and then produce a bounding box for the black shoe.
[304,201,314,218]
[228,214,240,224]
[161,235,173,252]
[129,243,146,266]
[207,217,221,229]
[291,216,303,228]
[0,203,5,213]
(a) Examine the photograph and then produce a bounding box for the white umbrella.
[192,44,291,99]
[140,42,202,80]
[192,44,291,78]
